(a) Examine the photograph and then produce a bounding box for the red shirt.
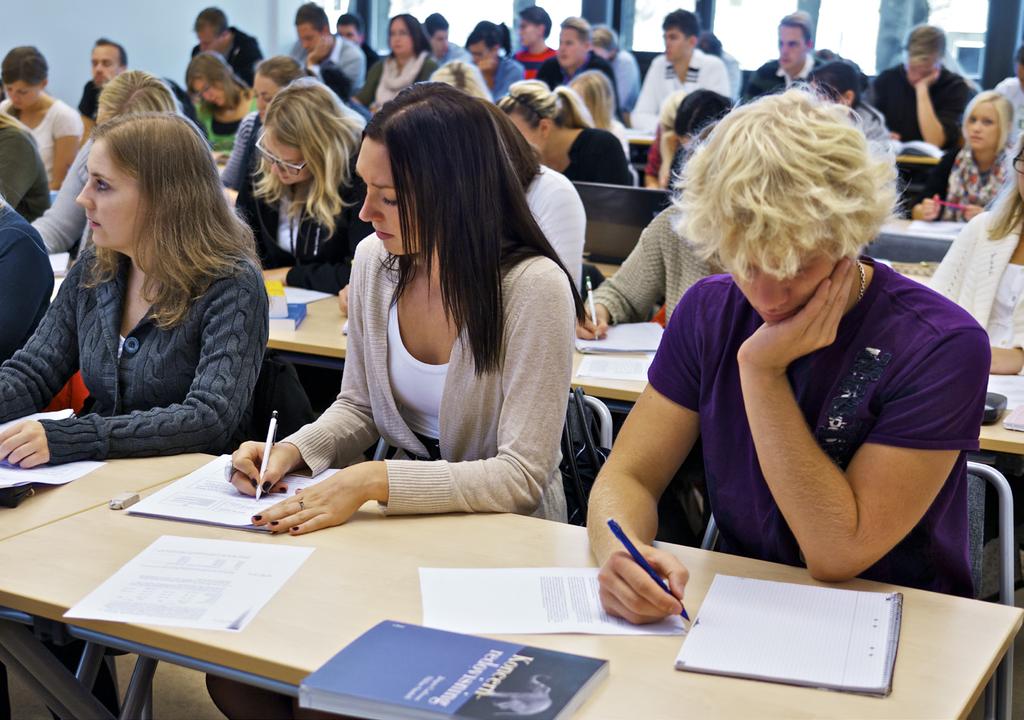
[515,47,557,79]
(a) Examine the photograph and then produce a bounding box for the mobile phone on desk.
[1002,403,1024,431]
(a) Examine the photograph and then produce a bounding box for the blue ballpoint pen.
[607,518,690,621]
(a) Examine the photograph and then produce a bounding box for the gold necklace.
[856,260,866,302]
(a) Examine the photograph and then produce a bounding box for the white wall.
[0,0,307,108]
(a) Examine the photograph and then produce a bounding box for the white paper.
[419,567,687,635]
[675,575,900,694]
[575,323,664,354]
[284,287,334,304]
[988,375,1024,410]
[575,354,653,382]
[127,455,337,530]
[65,535,314,631]
[903,220,966,237]
[0,410,104,488]
[49,252,70,277]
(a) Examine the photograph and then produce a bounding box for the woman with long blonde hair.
[32,70,176,253]
[498,79,632,185]
[0,112,268,467]
[569,69,628,155]
[186,51,256,153]
[0,111,49,220]
[235,77,371,293]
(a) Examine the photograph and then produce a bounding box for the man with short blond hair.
[536,16,618,104]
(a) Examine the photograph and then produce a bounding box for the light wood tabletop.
[572,352,647,403]
[980,411,1024,454]
[266,297,347,360]
[0,454,211,543]
[0,489,1018,719]
[896,154,942,166]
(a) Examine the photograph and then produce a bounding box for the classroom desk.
[0,454,210,544]
[896,154,942,166]
[869,219,961,263]
[0,489,1019,719]
[980,412,1024,455]
[266,296,347,368]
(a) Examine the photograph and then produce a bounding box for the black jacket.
[235,156,373,294]
[191,26,263,86]
[872,65,972,150]
[537,52,619,111]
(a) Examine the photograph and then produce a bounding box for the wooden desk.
[266,297,346,361]
[896,154,942,167]
[0,497,1018,718]
[0,454,210,543]
[980,411,1024,454]
[572,352,645,403]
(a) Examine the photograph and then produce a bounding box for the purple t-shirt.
[649,259,989,597]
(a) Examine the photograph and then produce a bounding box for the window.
[815,0,880,75]
[928,0,989,79]
[711,1,797,71]
[629,0,696,53]
[384,0,515,49]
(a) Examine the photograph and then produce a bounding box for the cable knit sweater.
[592,205,713,324]
[283,234,575,521]
[0,248,269,463]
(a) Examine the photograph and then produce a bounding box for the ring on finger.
[298,498,305,511]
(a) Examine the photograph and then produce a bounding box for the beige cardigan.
[931,211,1024,351]
[283,235,575,521]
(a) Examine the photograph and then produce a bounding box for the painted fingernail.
[275,487,287,493]
[270,521,278,526]
[262,481,272,492]
[290,526,299,532]
[249,479,257,488]
[252,515,262,522]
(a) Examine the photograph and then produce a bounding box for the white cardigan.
[931,211,1024,350]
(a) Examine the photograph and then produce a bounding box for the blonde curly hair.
[675,88,897,280]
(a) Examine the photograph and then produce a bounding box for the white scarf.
[375,51,429,108]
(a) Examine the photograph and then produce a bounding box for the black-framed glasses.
[1014,154,1024,176]
[255,134,307,176]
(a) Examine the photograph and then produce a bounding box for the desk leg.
[0,620,115,720]
[75,641,104,691]
[121,655,157,720]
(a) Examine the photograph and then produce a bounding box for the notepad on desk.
[0,410,105,489]
[575,322,664,353]
[675,575,902,696]
[575,354,653,382]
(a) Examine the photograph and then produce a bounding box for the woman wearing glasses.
[910,91,1013,223]
[185,51,257,155]
[933,136,1024,374]
[234,78,372,293]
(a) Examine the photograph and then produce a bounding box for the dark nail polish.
[262,481,272,492]
[249,479,256,488]
[270,521,278,526]
[291,526,299,532]
[252,515,262,522]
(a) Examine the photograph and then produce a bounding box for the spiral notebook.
[675,575,902,696]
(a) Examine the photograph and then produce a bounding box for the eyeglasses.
[256,135,307,176]
[1014,155,1024,176]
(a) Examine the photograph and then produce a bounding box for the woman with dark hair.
[808,59,890,146]
[669,88,732,179]
[354,14,437,112]
[466,21,525,100]
[210,83,583,718]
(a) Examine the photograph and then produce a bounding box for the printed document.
[65,535,313,631]
[284,287,334,304]
[419,567,686,635]
[0,410,104,488]
[575,323,664,354]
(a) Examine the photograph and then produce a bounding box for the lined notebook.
[675,575,902,696]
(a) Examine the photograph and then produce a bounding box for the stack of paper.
[419,567,686,635]
[575,354,654,382]
[65,535,313,631]
[575,322,664,354]
[0,410,105,488]
[128,455,336,530]
[284,287,333,304]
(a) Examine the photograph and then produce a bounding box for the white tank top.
[387,303,449,439]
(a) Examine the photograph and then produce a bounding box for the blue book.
[299,620,609,719]
[268,303,307,332]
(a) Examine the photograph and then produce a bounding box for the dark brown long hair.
[364,83,584,374]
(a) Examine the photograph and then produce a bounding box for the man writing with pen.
[587,88,989,626]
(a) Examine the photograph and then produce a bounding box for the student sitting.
[1,46,84,190]
[0,112,267,466]
[223,83,581,541]
[235,78,370,294]
[587,89,988,617]
[0,199,51,363]
[592,25,640,115]
[425,13,469,66]
[698,31,741,101]
[537,16,618,104]
[569,69,628,156]
[872,24,971,150]
[430,60,492,102]
[514,6,557,80]
[77,38,127,139]
[0,113,50,221]
[932,140,1024,374]
[743,11,823,101]
[499,80,632,186]
[290,2,365,95]
[32,71,177,254]
[190,6,263,86]
[643,89,686,189]
[186,51,257,154]
[911,91,1012,223]
[337,12,380,72]
[221,56,306,192]
[632,9,730,133]
[355,14,438,113]
[466,21,525,101]
[809,60,891,147]
[667,89,732,179]
[995,45,1024,145]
